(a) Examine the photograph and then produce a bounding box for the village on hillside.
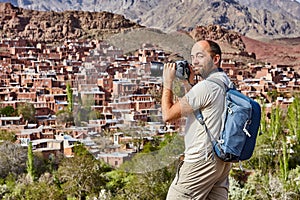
[0,38,299,168]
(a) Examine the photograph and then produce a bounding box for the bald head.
[193,40,222,66]
[190,40,222,78]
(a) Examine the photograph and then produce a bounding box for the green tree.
[0,130,16,142]
[0,142,27,178]
[105,170,135,198]
[270,106,283,149]
[142,141,158,153]
[287,95,300,138]
[56,149,111,199]
[66,83,73,113]
[106,134,183,199]
[264,105,284,174]
[268,106,289,182]
[267,90,280,102]
[73,143,93,157]
[260,102,267,135]
[108,166,175,200]
[27,142,35,181]
[0,106,15,117]
[279,136,289,181]
[73,93,96,126]
[147,86,162,105]
[241,96,300,198]
[247,105,284,174]
[17,102,36,123]
[3,173,65,200]
[286,95,300,164]
[56,110,73,127]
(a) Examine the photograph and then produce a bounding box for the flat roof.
[97,152,131,158]
[32,138,62,144]
[0,116,21,120]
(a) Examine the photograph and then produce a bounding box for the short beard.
[199,70,210,79]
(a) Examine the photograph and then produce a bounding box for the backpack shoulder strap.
[193,77,230,126]
[206,77,235,93]
[193,108,217,160]
[193,77,233,149]
[207,78,227,89]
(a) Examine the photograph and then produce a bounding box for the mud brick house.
[87,119,107,133]
[221,59,238,78]
[97,73,113,101]
[32,133,79,158]
[44,94,68,113]
[17,125,55,143]
[75,84,108,123]
[0,115,26,127]
[35,114,56,126]
[34,101,52,116]
[135,43,168,63]
[0,100,21,109]
[16,126,80,158]
[109,94,155,125]
[97,151,134,168]
[17,90,37,101]
[32,138,63,158]
[0,37,299,168]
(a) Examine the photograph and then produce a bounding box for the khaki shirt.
[183,71,231,162]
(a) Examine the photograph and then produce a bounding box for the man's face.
[190,41,216,79]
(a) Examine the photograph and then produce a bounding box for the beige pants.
[166,154,231,200]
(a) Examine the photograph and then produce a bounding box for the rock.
[0,3,143,41]
[189,25,245,51]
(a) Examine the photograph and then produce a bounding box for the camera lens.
[150,61,164,77]
[150,60,190,80]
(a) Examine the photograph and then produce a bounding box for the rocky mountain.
[0,2,299,68]
[0,2,245,51]
[0,2,249,61]
[1,0,300,39]
[241,36,300,67]
[106,25,300,68]
[0,3,142,41]
[238,0,300,20]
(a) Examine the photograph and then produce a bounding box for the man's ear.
[213,54,220,65]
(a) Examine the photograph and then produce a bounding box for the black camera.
[150,60,190,80]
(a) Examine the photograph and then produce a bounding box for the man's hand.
[163,63,176,90]
[188,64,195,86]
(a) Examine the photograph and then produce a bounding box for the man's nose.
[192,57,199,66]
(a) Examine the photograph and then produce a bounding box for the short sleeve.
[184,81,212,111]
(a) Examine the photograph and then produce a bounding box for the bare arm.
[162,91,193,122]
[162,63,193,122]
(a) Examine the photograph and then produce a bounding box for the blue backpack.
[194,78,261,162]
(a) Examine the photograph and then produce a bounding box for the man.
[162,40,232,199]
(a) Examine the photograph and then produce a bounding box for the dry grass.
[106,28,195,62]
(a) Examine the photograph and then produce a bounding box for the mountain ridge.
[1,0,300,39]
[238,0,300,20]
[0,2,143,41]
[0,2,299,68]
